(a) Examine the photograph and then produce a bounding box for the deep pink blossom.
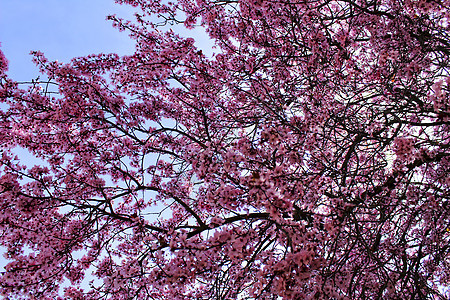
[1,0,450,299]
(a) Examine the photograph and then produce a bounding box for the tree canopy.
[0,0,449,299]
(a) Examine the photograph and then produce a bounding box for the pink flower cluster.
[1,0,450,298]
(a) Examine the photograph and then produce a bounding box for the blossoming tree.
[1,0,449,298]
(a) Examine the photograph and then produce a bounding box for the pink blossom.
[0,0,449,298]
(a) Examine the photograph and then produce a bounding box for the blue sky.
[0,0,137,81]
[0,0,214,81]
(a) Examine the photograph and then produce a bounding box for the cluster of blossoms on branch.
[1,0,450,299]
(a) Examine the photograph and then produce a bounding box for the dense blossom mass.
[1,0,450,299]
